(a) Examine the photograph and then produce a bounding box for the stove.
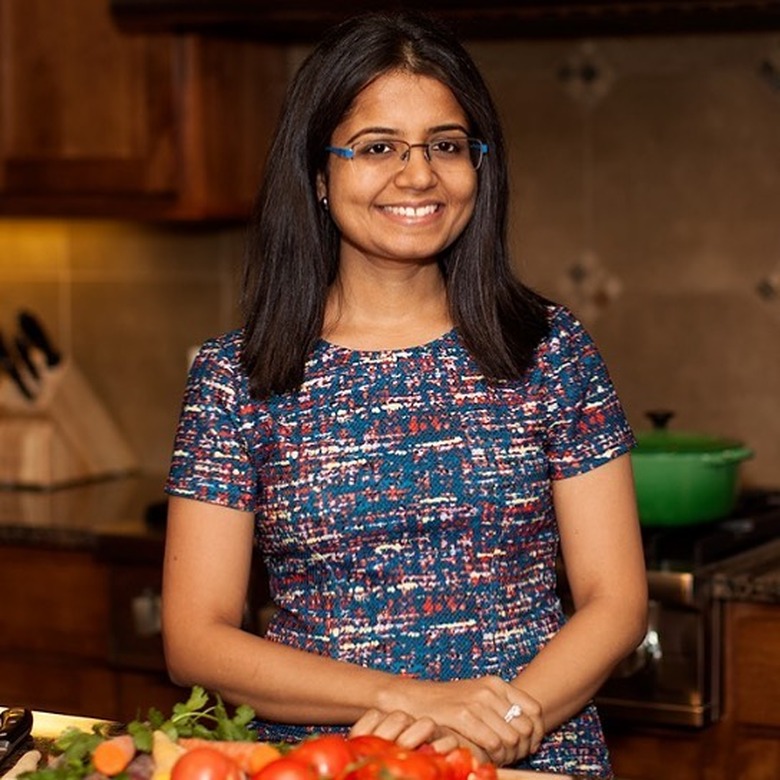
[594,489,780,728]
[642,489,780,573]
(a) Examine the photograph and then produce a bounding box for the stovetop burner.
[642,488,780,572]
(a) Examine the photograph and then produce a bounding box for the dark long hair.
[241,10,550,398]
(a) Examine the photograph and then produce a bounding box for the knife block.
[0,359,138,488]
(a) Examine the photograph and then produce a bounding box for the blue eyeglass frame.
[325,138,490,168]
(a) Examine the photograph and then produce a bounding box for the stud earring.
[319,196,329,212]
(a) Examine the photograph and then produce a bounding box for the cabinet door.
[728,601,780,728]
[116,670,186,723]
[0,0,178,204]
[0,657,119,720]
[0,547,110,659]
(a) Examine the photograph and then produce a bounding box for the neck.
[323,260,452,350]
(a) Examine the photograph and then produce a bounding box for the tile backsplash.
[1,30,779,486]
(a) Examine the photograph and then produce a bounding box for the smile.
[381,204,440,218]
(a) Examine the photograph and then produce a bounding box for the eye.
[356,139,399,157]
[430,137,467,156]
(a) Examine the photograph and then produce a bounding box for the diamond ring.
[503,703,523,723]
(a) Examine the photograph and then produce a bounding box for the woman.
[162,10,647,778]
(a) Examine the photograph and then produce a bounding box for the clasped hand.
[351,676,544,766]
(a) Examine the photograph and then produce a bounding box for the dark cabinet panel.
[0,0,286,219]
[0,0,178,201]
[110,0,780,40]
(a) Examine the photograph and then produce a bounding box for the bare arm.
[509,454,648,731]
[162,496,528,762]
[162,496,397,724]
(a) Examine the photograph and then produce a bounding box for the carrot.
[92,734,137,776]
[177,738,282,774]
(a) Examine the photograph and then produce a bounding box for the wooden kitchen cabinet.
[728,601,780,728]
[0,544,183,721]
[720,601,780,780]
[0,0,286,219]
[606,599,780,780]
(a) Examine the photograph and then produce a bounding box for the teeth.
[384,204,438,218]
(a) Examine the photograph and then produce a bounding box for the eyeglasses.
[326,137,489,172]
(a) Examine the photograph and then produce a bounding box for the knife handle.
[18,311,62,367]
[14,335,41,381]
[0,708,33,753]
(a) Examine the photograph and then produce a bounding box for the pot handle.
[701,446,754,466]
[646,409,675,430]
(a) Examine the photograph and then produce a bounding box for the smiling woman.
[161,10,646,780]
[316,69,479,346]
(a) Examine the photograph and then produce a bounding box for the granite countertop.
[2,476,780,604]
[0,707,598,780]
[710,537,780,604]
[0,474,167,555]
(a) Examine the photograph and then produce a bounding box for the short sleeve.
[165,337,259,510]
[541,308,635,480]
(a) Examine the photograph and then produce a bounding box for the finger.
[448,712,507,766]
[505,696,544,755]
[367,710,425,742]
[525,704,545,754]
[444,733,490,765]
[481,702,539,766]
[429,733,460,754]
[349,708,388,737]
[392,716,440,750]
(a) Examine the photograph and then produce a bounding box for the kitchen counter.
[3,476,780,605]
[710,537,780,604]
[0,475,167,557]
[0,707,597,780]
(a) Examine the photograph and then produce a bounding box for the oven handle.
[647,570,698,606]
[611,599,663,678]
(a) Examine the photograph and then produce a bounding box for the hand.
[384,676,544,766]
[350,708,459,754]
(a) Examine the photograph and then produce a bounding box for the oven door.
[596,570,723,728]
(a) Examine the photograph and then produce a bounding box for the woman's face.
[319,70,479,269]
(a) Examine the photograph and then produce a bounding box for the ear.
[316,171,327,202]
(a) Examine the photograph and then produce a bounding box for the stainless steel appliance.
[591,490,780,728]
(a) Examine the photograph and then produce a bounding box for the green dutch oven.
[631,411,754,527]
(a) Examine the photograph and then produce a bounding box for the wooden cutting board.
[499,771,583,779]
[11,709,588,780]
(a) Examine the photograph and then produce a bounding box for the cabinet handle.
[132,588,162,637]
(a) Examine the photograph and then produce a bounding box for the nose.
[395,144,437,188]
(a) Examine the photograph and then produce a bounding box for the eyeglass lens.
[351,138,485,170]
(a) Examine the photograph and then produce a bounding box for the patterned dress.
[166,305,634,778]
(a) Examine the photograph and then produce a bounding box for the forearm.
[164,617,395,725]
[165,615,535,766]
[511,596,647,731]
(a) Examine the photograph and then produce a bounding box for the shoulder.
[194,329,243,361]
[543,304,591,342]
[536,304,599,364]
[187,329,247,400]
[191,329,243,371]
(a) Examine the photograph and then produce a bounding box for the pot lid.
[634,410,747,455]
[635,430,745,454]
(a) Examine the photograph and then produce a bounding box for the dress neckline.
[316,328,458,357]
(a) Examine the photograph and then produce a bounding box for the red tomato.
[171,748,243,780]
[415,746,454,780]
[442,748,477,780]
[346,735,399,760]
[346,751,441,780]
[471,765,497,780]
[253,757,318,780]
[288,735,356,779]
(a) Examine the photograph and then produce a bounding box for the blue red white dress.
[166,305,634,779]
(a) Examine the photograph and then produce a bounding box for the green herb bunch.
[22,687,256,780]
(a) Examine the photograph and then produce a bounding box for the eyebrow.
[344,123,471,145]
